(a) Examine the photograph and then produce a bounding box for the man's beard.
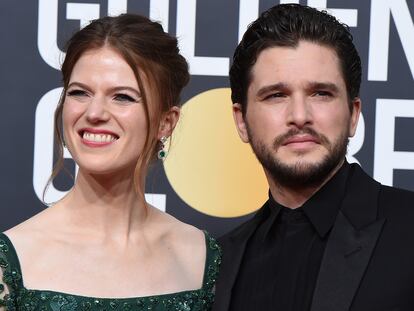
[247,126,348,189]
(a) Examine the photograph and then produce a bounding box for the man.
[213,4,414,311]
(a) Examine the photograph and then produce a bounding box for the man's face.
[233,41,360,188]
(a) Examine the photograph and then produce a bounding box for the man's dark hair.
[230,4,361,114]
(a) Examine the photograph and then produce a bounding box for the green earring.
[157,136,168,160]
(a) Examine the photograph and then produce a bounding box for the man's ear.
[158,106,180,139]
[349,97,361,137]
[233,103,249,143]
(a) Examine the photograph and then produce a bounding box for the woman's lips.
[79,128,119,147]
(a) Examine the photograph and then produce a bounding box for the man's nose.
[286,95,312,128]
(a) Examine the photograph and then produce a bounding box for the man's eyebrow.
[255,81,341,98]
[256,82,288,98]
[308,82,340,93]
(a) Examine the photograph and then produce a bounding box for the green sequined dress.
[0,232,221,311]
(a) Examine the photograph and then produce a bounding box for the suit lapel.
[213,204,267,311]
[311,164,386,311]
[310,211,385,311]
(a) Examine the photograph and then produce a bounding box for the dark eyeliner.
[114,93,137,102]
[67,89,86,96]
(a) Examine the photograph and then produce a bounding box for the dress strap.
[0,233,24,290]
[201,231,222,290]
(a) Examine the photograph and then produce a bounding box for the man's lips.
[282,135,320,146]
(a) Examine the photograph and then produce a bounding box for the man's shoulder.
[349,163,414,215]
[350,164,414,205]
[380,183,414,198]
[378,183,414,212]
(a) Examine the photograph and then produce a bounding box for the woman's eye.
[114,93,137,103]
[67,89,87,97]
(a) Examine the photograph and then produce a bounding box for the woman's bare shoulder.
[147,206,206,262]
[4,206,61,251]
[148,205,205,248]
[148,206,206,285]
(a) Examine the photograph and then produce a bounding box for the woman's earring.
[157,136,168,160]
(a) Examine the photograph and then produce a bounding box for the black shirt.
[229,163,350,311]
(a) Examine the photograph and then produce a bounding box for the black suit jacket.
[213,164,414,311]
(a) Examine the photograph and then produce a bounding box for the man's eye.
[314,91,332,97]
[114,93,137,103]
[67,89,87,97]
[264,92,285,100]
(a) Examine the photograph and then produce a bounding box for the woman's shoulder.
[148,206,221,284]
[149,206,206,253]
[3,209,52,256]
[2,208,63,286]
[148,206,219,252]
[151,211,221,297]
[5,204,58,237]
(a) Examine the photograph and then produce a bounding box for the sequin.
[0,257,9,269]
[109,300,118,309]
[122,301,132,310]
[80,301,91,310]
[0,240,9,253]
[40,293,49,301]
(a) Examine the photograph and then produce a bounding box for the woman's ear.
[158,106,181,139]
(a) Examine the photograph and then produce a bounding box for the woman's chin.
[77,164,136,179]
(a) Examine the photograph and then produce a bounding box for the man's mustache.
[272,127,330,149]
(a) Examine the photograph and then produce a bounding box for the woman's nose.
[85,97,110,123]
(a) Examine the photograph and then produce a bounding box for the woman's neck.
[57,168,148,241]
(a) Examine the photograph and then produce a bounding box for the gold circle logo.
[164,88,268,218]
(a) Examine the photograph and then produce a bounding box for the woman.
[0,14,220,311]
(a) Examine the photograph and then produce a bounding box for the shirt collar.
[265,161,350,239]
[302,162,350,237]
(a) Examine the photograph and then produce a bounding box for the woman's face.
[62,46,148,175]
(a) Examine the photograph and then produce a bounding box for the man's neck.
[267,160,345,209]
